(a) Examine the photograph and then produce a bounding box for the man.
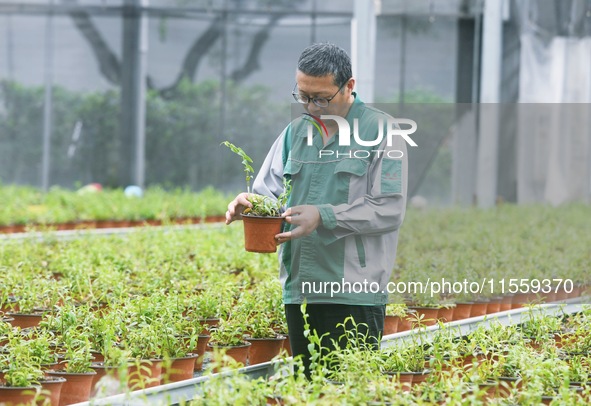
[225,43,408,375]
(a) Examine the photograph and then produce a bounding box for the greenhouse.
[1,0,591,405]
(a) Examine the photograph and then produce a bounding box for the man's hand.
[225,192,252,225]
[275,205,321,243]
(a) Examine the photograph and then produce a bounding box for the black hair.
[297,43,352,88]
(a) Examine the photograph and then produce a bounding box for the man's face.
[294,70,354,119]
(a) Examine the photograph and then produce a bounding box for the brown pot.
[469,301,489,318]
[499,295,513,311]
[199,318,220,336]
[0,385,40,406]
[207,342,251,372]
[37,376,66,406]
[127,359,163,390]
[89,362,127,396]
[485,299,501,314]
[386,371,430,391]
[191,335,210,371]
[407,306,439,327]
[477,380,498,402]
[437,306,455,323]
[241,214,284,253]
[397,309,417,332]
[47,370,97,406]
[511,292,531,308]
[383,315,400,335]
[161,354,198,383]
[245,335,286,365]
[90,350,105,363]
[452,303,473,321]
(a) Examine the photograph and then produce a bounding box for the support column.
[476,0,503,207]
[351,0,377,102]
[120,0,148,187]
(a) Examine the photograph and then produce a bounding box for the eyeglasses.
[292,80,348,108]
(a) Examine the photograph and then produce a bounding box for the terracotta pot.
[40,362,61,372]
[90,350,105,363]
[452,303,473,321]
[407,306,439,326]
[459,352,482,369]
[385,371,430,391]
[383,315,400,335]
[191,335,210,371]
[485,299,501,314]
[245,335,286,365]
[47,370,97,406]
[437,306,455,323]
[241,214,284,253]
[499,295,513,311]
[89,362,127,396]
[553,331,576,348]
[385,371,414,391]
[477,380,498,402]
[6,312,45,329]
[397,309,417,332]
[0,385,40,406]
[161,354,198,383]
[127,359,163,390]
[469,301,488,317]
[207,342,251,372]
[37,376,66,406]
[199,318,220,336]
[511,292,530,308]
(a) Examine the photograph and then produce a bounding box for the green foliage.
[222,140,291,217]
[0,184,231,226]
[221,141,254,193]
[0,79,286,189]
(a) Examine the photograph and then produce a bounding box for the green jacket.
[253,95,408,305]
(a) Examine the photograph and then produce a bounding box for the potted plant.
[222,141,290,253]
[47,340,97,406]
[0,342,43,406]
[124,325,164,390]
[159,324,198,383]
[207,318,251,371]
[90,346,131,397]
